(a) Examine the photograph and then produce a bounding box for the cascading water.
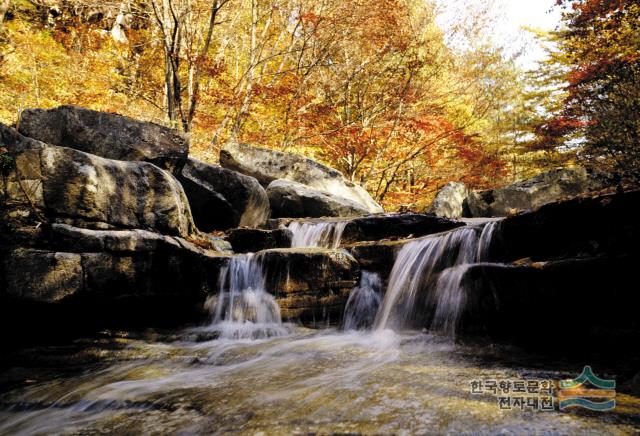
[343,271,383,330]
[206,254,288,339]
[374,221,499,335]
[288,221,348,249]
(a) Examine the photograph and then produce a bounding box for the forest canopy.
[0,0,637,209]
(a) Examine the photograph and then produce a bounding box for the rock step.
[267,213,464,245]
[456,255,640,353]
[225,228,293,253]
[219,248,360,325]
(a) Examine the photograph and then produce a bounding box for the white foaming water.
[374,222,498,335]
[343,272,383,330]
[477,220,498,260]
[205,254,287,339]
[288,221,348,249]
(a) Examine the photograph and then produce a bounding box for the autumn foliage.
[0,0,555,209]
[536,0,640,181]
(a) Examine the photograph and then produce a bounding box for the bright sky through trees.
[499,0,561,69]
[436,0,561,69]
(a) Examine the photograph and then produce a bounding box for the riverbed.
[1,326,639,434]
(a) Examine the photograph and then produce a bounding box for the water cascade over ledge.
[374,221,499,335]
[343,271,383,330]
[288,220,348,249]
[205,254,288,339]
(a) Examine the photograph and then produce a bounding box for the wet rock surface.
[340,213,464,244]
[270,213,463,244]
[485,190,640,263]
[458,255,640,353]
[225,228,292,253]
[255,248,360,323]
[0,221,228,346]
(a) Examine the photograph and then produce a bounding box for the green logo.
[558,366,616,411]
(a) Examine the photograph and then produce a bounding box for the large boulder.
[18,105,189,171]
[175,158,270,231]
[256,248,360,323]
[467,167,611,217]
[267,179,371,218]
[484,189,640,263]
[1,123,195,237]
[427,182,469,219]
[220,142,383,213]
[0,123,223,344]
[455,255,640,355]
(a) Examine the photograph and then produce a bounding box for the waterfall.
[477,220,498,260]
[288,221,347,249]
[206,254,287,339]
[343,272,383,330]
[374,222,498,335]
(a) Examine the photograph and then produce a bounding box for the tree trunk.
[0,0,10,28]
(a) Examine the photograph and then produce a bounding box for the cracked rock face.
[0,122,222,338]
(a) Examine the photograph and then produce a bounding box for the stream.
[1,326,639,434]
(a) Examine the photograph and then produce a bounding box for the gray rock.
[466,168,611,217]
[18,105,188,170]
[485,189,640,263]
[0,122,233,340]
[176,158,269,231]
[225,228,292,253]
[256,248,360,323]
[341,213,464,244]
[3,249,83,303]
[267,179,371,218]
[1,123,196,237]
[220,142,383,213]
[457,255,640,354]
[428,182,469,219]
[0,225,229,328]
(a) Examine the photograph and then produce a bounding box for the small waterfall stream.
[343,272,383,330]
[374,221,499,335]
[288,221,347,249]
[3,217,636,434]
[206,254,287,339]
